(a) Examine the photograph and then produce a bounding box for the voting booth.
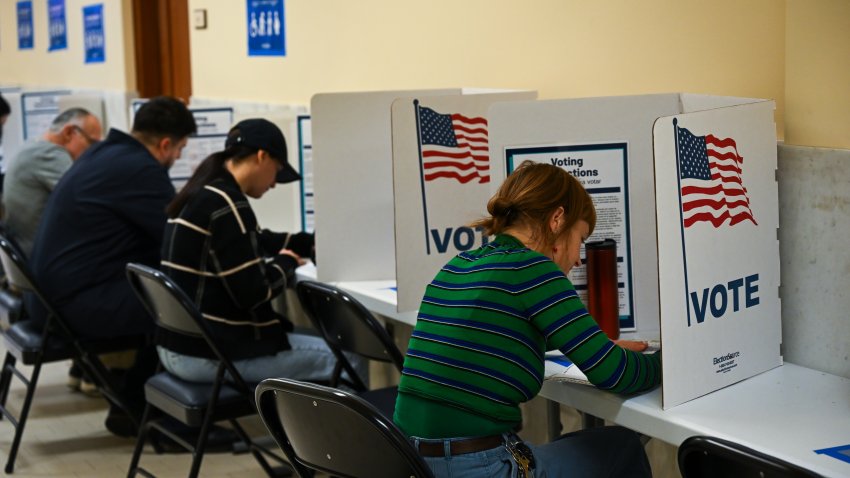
[653,100,781,408]
[391,93,781,409]
[310,89,520,283]
[391,91,537,312]
[312,89,780,409]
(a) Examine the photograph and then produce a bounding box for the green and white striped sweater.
[394,234,661,438]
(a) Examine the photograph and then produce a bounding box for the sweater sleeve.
[528,262,661,395]
[208,201,286,311]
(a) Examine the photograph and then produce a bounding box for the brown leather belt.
[417,434,504,457]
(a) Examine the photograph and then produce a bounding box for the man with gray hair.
[2,107,102,256]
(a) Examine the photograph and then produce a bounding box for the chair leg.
[4,359,43,473]
[0,352,16,410]
[228,418,290,477]
[126,403,155,478]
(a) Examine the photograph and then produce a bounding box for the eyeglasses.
[72,125,98,146]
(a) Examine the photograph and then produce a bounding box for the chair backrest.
[0,231,69,331]
[296,280,405,389]
[0,231,38,298]
[125,263,251,392]
[256,377,434,478]
[678,436,821,478]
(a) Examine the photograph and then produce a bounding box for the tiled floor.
[0,351,288,478]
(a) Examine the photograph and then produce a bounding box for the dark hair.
[131,96,197,144]
[166,127,287,218]
[0,93,10,118]
[471,160,596,248]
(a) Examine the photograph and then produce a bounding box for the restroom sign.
[247,0,285,56]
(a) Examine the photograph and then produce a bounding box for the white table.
[542,364,850,477]
[294,265,850,477]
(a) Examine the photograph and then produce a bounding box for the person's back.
[3,108,102,256]
[31,132,174,312]
[26,96,196,437]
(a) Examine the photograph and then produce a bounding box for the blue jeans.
[414,427,652,478]
[156,332,368,385]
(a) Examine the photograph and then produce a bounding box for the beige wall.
[785,0,850,149]
[189,0,786,135]
[2,0,847,147]
[0,0,135,91]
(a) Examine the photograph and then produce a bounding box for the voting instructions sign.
[83,4,105,63]
[48,0,67,51]
[653,100,781,409]
[505,143,636,331]
[17,1,34,50]
[247,0,285,56]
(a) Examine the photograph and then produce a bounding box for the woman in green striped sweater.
[394,161,660,477]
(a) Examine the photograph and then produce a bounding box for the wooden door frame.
[132,0,192,100]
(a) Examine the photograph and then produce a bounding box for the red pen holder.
[585,238,619,340]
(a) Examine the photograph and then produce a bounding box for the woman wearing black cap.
[157,118,364,385]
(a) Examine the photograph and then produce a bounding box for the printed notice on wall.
[47,0,67,51]
[83,4,105,63]
[247,0,285,56]
[21,90,71,140]
[297,115,313,232]
[505,142,635,329]
[170,108,234,189]
[17,1,34,50]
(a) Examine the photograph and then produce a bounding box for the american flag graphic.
[418,106,489,184]
[677,125,757,228]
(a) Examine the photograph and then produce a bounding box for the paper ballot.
[544,352,592,386]
[544,341,660,386]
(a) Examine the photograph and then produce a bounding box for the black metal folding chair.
[125,263,290,478]
[256,377,434,478]
[678,435,822,478]
[0,232,143,473]
[295,280,405,417]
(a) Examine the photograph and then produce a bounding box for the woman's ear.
[257,149,273,165]
[549,206,565,233]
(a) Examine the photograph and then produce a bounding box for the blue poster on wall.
[48,0,67,51]
[83,4,105,63]
[17,1,34,50]
[247,0,285,56]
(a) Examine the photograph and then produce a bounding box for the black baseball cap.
[225,118,300,183]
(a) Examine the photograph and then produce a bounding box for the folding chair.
[295,280,405,417]
[678,435,822,478]
[0,232,143,473]
[256,377,434,478]
[125,263,290,478]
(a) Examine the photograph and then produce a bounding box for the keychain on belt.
[505,440,536,478]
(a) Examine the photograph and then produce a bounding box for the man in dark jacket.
[28,96,196,435]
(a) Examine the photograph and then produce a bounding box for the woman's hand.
[615,339,649,352]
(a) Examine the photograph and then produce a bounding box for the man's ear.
[58,124,76,144]
[157,136,173,153]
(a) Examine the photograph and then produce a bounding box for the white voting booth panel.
[311,89,457,283]
[392,91,537,312]
[654,100,781,409]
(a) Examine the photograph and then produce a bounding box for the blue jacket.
[30,129,174,329]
